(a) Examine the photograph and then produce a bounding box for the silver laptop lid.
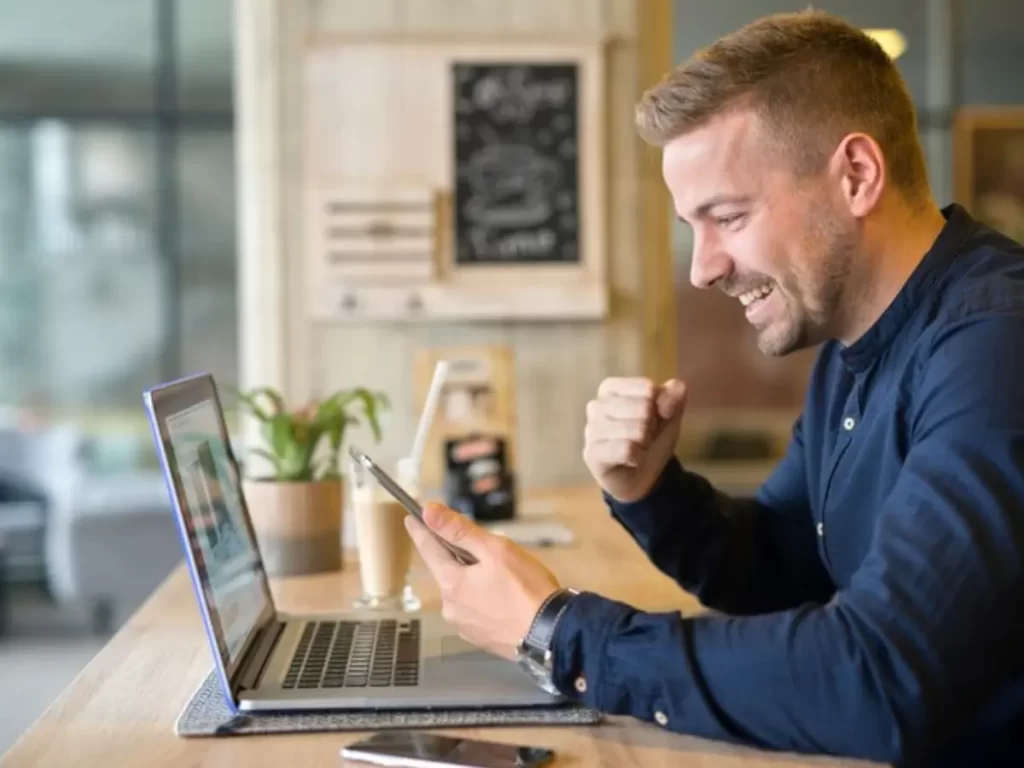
[144,372,275,706]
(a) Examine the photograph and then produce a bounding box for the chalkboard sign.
[453,62,580,265]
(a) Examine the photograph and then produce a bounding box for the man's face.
[663,108,857,356]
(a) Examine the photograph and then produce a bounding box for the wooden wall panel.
[397,0,505,33]
[604,26,643,378]
[281,0,315,403]
[603,0,637,37]
[306,0,401,34]
[500,0,606,32]
[238,0,673,490]
[636,0,676,389]
[235,0,287,398]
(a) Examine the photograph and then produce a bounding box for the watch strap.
[523,588,578,658]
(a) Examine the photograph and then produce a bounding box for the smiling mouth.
[738,283,774,307]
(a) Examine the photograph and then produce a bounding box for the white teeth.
[739,284,773,307]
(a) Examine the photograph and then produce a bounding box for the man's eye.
[717,213,745,228]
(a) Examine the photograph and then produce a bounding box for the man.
[405,10,1024,767]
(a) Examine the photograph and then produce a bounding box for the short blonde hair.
[636,10,929,201]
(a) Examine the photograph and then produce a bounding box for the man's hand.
[405,503,561,661]
[583,377,688,503]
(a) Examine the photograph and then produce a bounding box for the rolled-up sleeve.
[551,316,1024,766]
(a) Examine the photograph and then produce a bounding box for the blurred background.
[1,0,1022,755]
[0,0,234,749]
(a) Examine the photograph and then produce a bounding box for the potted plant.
[234,385,389,577]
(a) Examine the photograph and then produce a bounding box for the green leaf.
[230,385,389,482]
[234,391,270,422]
[348,388,386,442]
[269,413,293,460]
[247,387,286,416]
[279,438,311,481]
[326,415,351,453]
[313,395,341,428]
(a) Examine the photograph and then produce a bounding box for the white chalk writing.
[469,66,572,124]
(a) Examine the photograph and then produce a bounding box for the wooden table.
[1,486,874,767]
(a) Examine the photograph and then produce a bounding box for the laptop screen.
[147,374,273,677]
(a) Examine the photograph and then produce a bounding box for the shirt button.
[816,522,824,537]
[574,676,587,694]
[654,710,669,727]
[843,416,856,431]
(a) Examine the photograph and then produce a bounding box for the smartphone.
[349,447,478,566]
[340,731,555,768]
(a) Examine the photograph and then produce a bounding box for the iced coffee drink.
[348,459,421,611]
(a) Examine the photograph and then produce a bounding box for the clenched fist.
[583,377,688,503]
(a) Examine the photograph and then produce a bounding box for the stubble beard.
[756,218,857,357]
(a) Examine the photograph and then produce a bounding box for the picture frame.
[953,107,1024,243]
[303,35,608,322]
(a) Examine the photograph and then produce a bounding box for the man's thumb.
[422,502,483,551]
[656,379,687,421]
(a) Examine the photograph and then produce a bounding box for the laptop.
[143,372,563,714]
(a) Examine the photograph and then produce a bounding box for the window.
[0,0,235,468]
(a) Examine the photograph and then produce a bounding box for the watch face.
[517,648,547,678]
[518,656,561,696]
[518,651,541,674]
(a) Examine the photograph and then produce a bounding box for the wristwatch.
[515,588,579,694]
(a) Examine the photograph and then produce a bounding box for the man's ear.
[831,132,885,218]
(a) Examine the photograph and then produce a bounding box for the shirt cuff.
[550,592,612,706]
[550,591,698,734]
[548,593,667,716]
[601,457,687,538]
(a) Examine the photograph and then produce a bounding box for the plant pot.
[242,478,343,577]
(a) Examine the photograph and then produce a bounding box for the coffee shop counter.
[0,483,875,768]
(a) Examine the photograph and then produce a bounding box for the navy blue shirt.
[551,204,1024,768]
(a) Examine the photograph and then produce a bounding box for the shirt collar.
[838,203,975,373]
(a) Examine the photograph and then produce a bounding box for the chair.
[0,425,182,633]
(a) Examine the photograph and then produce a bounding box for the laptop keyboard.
[282,619,421,690]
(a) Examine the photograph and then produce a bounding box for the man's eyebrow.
[676,194,751,223]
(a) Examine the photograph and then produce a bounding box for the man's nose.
[689,230,734,290]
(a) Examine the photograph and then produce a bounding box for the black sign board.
[452,62,580,265]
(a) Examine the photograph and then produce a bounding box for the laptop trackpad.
[430,633,558,701]
[440,634,495,662]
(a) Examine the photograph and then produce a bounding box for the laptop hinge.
[236,619,285,693]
